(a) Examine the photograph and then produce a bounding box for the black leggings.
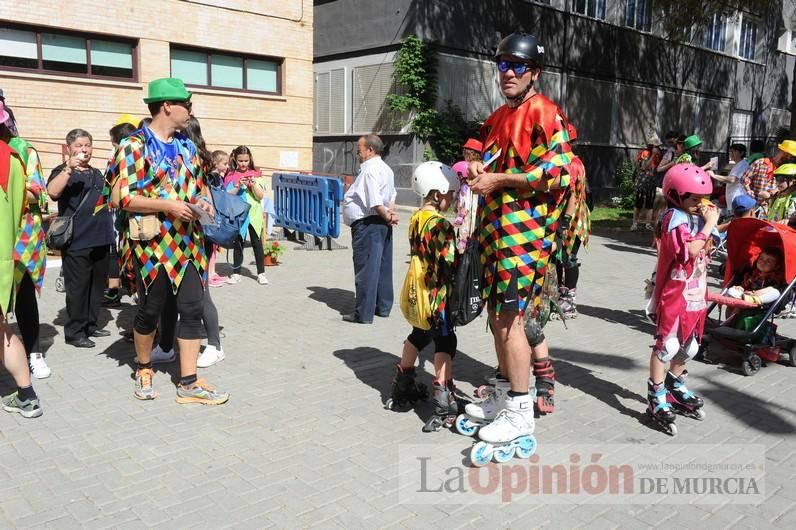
[158,288,221,350]
[232,224,265,275]
[556,237,581,290]
[135,266,204,340]
[14,272,40,356]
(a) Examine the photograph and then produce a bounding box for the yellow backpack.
[400,211,440,330]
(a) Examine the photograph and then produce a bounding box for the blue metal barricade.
[272,173,343,239]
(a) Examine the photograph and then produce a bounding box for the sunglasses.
[170,100,193,111]
[496,59,533,75]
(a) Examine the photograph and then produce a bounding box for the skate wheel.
[470,441,493,467]
[474,385,491,399]
[516,436,537,459]
[667,423,678,436]
[455,414,478,437]
[493,445,515,463]
[693,408,706,421]
[385,398,394,410]
[742,354,761,376]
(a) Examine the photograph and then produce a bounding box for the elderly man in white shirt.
[342,134,398,324]
[707,142,749,212]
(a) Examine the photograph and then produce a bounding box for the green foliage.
[388,37,484,164]
[653,0,777,42]
[614,159,636,209]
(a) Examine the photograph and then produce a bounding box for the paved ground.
[1,211,795,528]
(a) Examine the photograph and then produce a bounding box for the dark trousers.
[135,266,204,340]
[232,224,265,275]
[63,245,110,341]
[351,216,393,322]
[14,272,40,356]
[159,286,221,350]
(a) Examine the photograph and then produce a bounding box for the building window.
[739,17,758,60]
[572,0,605,20]
[705,14,726,52]
[625,0,651,32]
[170,46,281,94]
[0,24,136,79]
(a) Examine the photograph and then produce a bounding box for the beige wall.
[0,0,314,178]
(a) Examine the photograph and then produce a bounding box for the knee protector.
[655,336,681,362]
[682,336,700,360]
[406,328,432,352]
[433,333,458,358]
[524,318,546,347]
[565,254,580,270]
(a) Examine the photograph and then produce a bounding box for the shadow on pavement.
[578,305,656,335]
[602,243,657,257]
[700,375,796,434]
[308,286,355,315]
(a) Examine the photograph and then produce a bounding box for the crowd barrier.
[272,173,345,247]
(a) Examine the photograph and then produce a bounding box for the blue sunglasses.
[497,59,533,75]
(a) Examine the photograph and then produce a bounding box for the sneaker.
[2,391,43,418]
[176,378,229,405]
[197,345,225,368]
[227,273,242,285]
[629,223,639,231]
[257,272,269,285]
[103,287,122,306]
[209,275,227,288]
[134,368,157,400]
[477,393,535,444]
[645,223,654,231]
[29,353,51,379]
[150,345,176,364]
[464,379,510,421]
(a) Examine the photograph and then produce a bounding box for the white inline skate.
[454,378,510,436]
[469,393,537,467]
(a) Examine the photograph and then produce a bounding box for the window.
[705,14,726,52]
[572,0,605,20]
[0,24,135,79]
[170,46,281,94]
[625,0,651,32]
[739,17,758,60]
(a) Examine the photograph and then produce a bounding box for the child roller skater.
[646,163,718,435]
[387,162,460,432]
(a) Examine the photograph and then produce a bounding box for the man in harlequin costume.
[105,78,228,405]
[0,104,43,418]
[465,33,578,445]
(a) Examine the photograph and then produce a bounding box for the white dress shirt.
[342,156,396,225]
[725,158,750,208]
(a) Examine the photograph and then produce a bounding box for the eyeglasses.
[170,100,193,111]
[497,59,533,75]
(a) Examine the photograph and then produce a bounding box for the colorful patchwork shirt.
[409,210,457,328]
[477,93,575,316]
[9,138,47,292]
[564,156,590,254]
[742,155,776,201]
[104,127,207,292]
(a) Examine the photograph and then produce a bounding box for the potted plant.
[263,241,284,266]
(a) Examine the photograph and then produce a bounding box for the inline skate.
[423,382,459,432]
[385,365,428,410]
[647,379,677,435]
[469,393,537,467]
[665,370,705,420]
[455,378,510,436]
[533,358,556,415]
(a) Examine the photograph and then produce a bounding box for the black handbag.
[450,190,484,327]
[45,182,94,251]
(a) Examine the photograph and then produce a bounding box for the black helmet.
[494,32,544,66]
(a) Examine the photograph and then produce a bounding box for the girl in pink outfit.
[646,164,719,435]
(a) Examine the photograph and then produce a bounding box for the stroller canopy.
[725,218,796,285]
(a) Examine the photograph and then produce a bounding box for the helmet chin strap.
[507,80,534,107]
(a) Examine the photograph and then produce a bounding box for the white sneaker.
[197,345,225,368]
[464,379,510,421]
[29,353,51,379]
[630,223,639,231]
[477,393,535,444]
[150,345,176,364]
[227,273,242,285]
[257,272,269,285]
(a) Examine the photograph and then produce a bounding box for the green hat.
[683,134,702,151]
[143,77,192,104]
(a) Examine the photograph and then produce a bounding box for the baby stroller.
[700,218,796,375]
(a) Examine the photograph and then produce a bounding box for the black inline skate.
[423,382,459,432]
[385,365,428,410]
[647,379,677,435]
[533,358,556,415]
[665,370,705,420]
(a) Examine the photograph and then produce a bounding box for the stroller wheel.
[741,354,762,376]
[718,262,726,277]
[788,344,796,368]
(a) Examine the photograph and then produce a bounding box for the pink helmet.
[452,160,469,182]
[662,163,712,206]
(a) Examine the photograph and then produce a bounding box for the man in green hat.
[675,134,701,164]
[104,77,228,405]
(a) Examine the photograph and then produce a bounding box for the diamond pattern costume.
[408,210,457,328]
[0,141,26,315]
[564,156,590,254]
[477,94,576,316]
[9,138,47,292]
[103,128,207,293]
